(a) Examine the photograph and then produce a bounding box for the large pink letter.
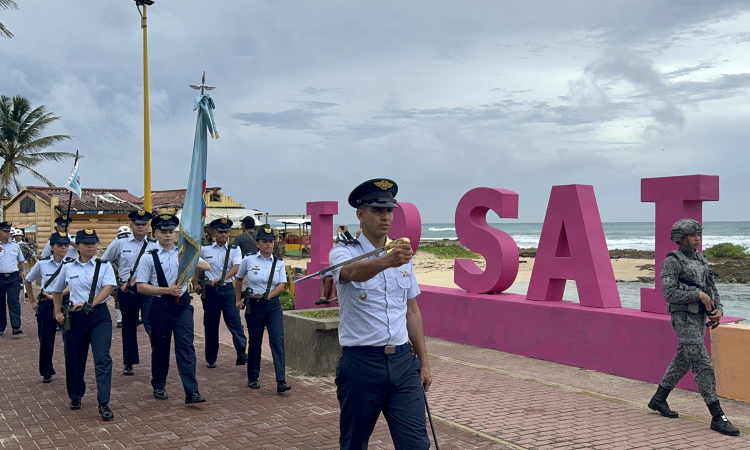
[527,185,620,308]
[390,202,422,254]
[307,201,338,274]
[640,175,720,314]
[454,188,519,294]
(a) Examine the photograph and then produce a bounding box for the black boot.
[708,400,740,436]
[647,385,679,418]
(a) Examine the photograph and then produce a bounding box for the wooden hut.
[2,186,143,251]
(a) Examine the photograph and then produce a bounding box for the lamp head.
[135,0,155,6]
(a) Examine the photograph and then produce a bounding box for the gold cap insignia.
[160,215,171,220]
[84,229,94,235]
[58,232,67,237]
[138,210,145,216]
[221,218,228,224]
[264,226,272,232]
[374,180,393,191]
[61,215,68,220]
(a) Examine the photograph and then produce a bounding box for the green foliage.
[703,243,748,259]
[0,94,74,196]
[280,290,295,310]
[295,309,340,319]
[419,245,481,260]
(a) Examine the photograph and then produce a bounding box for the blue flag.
[176,94,219,287]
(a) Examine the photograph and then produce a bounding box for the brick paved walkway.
[1,289,750,449]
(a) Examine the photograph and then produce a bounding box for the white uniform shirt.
[137,245,206,295]
[25,257,73,294]
[101,234,158,282]
[0,239,25,273]
[237,253,286,294]
[200,242,242,282]
[49,258,116,306]
[41,236,79,259]
[329,235,420,347]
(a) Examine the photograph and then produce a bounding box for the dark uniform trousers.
[36,300,60,377]
[203,283,247,364]
[119,288,153,365]
[336,343,430,450]
[0,272,22,332]
[150,293,199,395]
[245,296,285,381]
[63,303,113,404]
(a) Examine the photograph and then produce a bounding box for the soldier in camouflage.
[647,219,739,436]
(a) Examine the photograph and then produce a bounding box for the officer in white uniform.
[40,215,79,260]
[193,217,247,368]
[329,179,432,450]
[24,231,73,382]
[0,221,27,336]
[235,225,290,393]
[101,209,158,376]
[51,229,117,421]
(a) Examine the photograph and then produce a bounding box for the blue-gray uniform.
[24,248,73,379]
[101,228,158,367]
[50,239,117,407]
[237,231,288,386]
[330,178,430,450]
[199,239,247,365]
[0,223,26,335]
[40,237,79,260]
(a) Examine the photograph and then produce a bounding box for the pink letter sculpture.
[640,175,720,314]
[527,185,621,308]
[390,202,422,254]
[454,188,520,294]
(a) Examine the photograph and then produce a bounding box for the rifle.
[197,272,209,301]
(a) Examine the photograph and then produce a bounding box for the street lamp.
[135,0,154,211]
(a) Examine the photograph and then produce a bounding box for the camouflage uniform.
[660,248,720,405]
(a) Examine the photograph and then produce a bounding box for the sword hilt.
[385,237,411,252]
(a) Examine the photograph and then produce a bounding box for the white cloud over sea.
[2,1,750,222]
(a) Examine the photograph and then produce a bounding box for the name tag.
[123,250,132,253]
[70,275,79,279]
[206,256,214,259]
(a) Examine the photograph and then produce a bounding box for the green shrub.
[295,309,340,319]
[419,245,481,260]
[703,243,748,259]
[280,290,295,310]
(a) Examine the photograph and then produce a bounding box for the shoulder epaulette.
[148,249,159,254]
[275,256,284,261]
[39,256,51,261]
[148,237,156,242]
[95,258,102,263]
[202,243,211,247]
[117,234,128,239]
[338,238,361,246]
[63,257,75,263]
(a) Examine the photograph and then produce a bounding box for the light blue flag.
[176,94,219,287]
[64,159,82,199]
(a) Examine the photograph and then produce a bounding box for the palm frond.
[0,1,19,10]
[16,164,55,186]
[0,23,13,39]
[18,136,72,153]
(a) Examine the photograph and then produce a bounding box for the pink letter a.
[527,185,621,308]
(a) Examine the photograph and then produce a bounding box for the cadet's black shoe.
[708,400,740,436]
[11,328,22,336]
[247,379,260,389]
[277,380,291,393]
[206,362,217,369]
[116,322,123,328]
[69,398,81,410]
[236,354,247,365]
[98,403,114,421]
[153,388,168,400]
[42,375,52,383]
[315,298,331,305]
[0,330,3,336]
[185,391,206,404]
[122,364,134,376]
[647,385,679,418]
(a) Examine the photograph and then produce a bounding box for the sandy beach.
[283,252,654,290]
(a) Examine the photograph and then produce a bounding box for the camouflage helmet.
[670,219,702,243]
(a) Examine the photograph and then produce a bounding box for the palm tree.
[0,0,18,39]
[0,94,74,196]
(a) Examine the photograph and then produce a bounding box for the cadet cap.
[210,217,233,231]
[129,209,153,225]
[348,178,399,208]
[76,229,99,244]
[256,225,276,241]
[152,214,180,230]
[55,215,73,225]
[50,232,71,246]
[0,222,13,231]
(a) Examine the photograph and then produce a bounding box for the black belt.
[342,343,411,355]
[207,282,233,289]
[1,272,19,278]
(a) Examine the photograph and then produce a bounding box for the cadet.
[113,226,132,329]
[41,215,79,259]
[24,232,73,382]
[101,210,158,376]
[0,221,27,337]
[136,214,210,404]
[648,219,739,436]
[329,179,432,450]
[192,217,247,368]
[51,229,117,421]
[235,225,290,393]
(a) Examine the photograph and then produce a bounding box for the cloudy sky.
[2,1,750,223]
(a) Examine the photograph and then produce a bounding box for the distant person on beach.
[232,216,259,256]
[329,179,431,449]
[647,219,739,436]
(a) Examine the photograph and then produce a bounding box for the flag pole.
[63,150,79,233]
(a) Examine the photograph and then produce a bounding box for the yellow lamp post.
[135,0,154,211]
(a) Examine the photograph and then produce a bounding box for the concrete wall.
[711,323,750,403]
[283,310,341,376]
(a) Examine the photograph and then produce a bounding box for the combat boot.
[647,385,679,418]
[707,400,740,436]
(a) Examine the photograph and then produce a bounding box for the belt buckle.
[384,345,396,354]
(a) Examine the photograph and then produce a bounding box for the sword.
[295,238,410,283]
[424,391,440,450]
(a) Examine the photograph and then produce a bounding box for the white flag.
[64,160,82,199]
